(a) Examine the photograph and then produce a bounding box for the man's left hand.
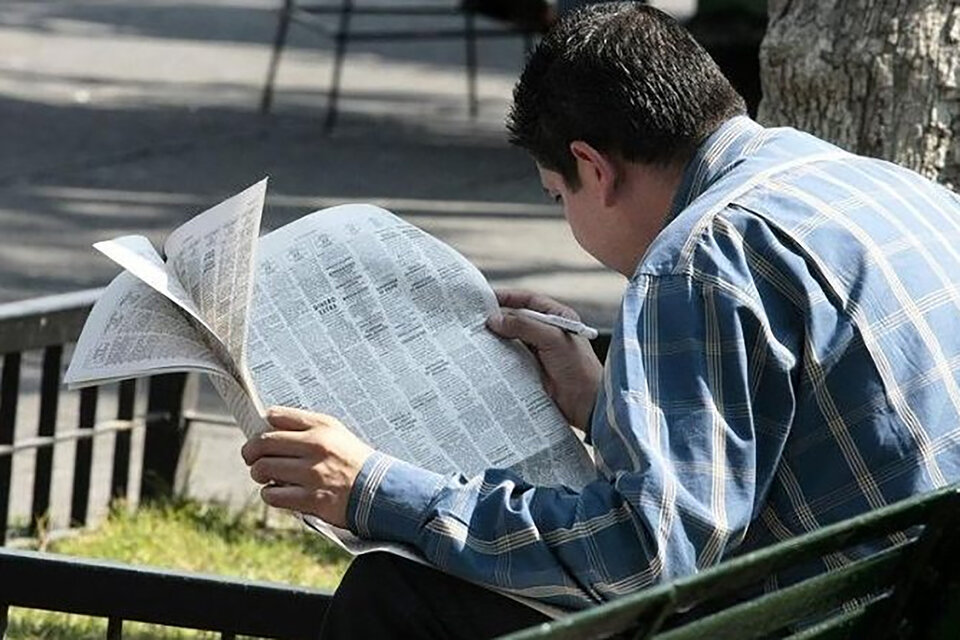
[240,406,374,528]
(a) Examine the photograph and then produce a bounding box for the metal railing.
[0,287,610,638]
[0,547,330,640]
[0,287,610,544]
[0,289,334,638]
[0,288,193,544]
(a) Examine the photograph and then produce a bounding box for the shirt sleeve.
[346,272,800,611]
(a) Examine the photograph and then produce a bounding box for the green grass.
[6,500,351,639]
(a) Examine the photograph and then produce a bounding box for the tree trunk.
[758,0,960,187]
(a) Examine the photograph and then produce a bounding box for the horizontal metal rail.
[182,409,238,427]
[0,548,332,639]
[0,416,153,458]
[0,288,102,354]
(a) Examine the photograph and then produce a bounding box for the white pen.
[513,308,600,340]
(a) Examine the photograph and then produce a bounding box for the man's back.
[279,6,960,633]
[642,117,960,577]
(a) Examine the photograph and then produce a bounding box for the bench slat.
[784,596,887,640]
[501,487,960,640]
[658,543,907,640]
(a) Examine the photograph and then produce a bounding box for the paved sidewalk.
[0,0,687,525]
[0,0,629,322]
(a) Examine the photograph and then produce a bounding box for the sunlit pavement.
[0,0,639,325]
[0,0,690,526]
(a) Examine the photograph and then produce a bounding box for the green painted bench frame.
[501,485,960,640]
[2,489,959,640]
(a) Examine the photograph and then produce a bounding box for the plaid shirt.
[346,116,960,610]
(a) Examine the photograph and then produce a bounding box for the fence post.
[30,346,62,536]
[110,379,137,502]
[140,373,188,501]
[0,352,20,546]
[70,386,98,527]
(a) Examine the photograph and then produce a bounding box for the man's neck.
[667,116,763,223]
[611,160,686,276]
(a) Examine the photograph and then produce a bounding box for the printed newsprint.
[64,180,595,613]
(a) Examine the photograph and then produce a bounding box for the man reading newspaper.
[238,4,960,639]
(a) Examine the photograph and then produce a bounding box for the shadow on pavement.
[0,0,530,74]
[0,89,619,309]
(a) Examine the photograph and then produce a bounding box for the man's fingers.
[487,309,570,349]
[249,456,311,486]
[266,406,331,431]
[493,289,579,320]
[241,429,307,465]
[265,406,310,430]
[495,288,539,308]
[260,484,316,513]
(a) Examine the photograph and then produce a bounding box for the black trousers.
[319,553,551,639]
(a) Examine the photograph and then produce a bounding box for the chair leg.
[260,0,294,115]
[465,9,478,119]
[324,0,354,133]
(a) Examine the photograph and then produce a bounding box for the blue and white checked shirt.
[345,117,960,610]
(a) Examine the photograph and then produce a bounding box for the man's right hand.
[486,289,602,432]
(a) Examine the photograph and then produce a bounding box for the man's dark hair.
[507,3,747,187]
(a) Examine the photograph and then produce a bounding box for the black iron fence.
[0,547,331,639]
[0,289,192,545]
[0,289,334,638]
[0,288,611,545]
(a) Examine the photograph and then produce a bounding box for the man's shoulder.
[635,139,960,311]
[638,125,832,268]
[633,131,819,284]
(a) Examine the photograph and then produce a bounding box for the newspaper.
[65,181,595,610]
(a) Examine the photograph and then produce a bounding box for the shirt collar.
[666,116,765,224]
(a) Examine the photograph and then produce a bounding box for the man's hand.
[240,407,374,528]
[486,289,602,431]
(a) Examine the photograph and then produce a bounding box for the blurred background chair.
[260,0,536,131]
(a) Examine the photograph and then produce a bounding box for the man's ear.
[569,141,618,207]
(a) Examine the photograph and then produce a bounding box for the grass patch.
[7,500,351,639]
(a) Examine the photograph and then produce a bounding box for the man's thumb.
[486,313,509,335]
[486,310,560,348]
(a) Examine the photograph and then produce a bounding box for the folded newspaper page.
[65,181,597,613]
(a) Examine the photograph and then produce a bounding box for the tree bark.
[758,0,960,187]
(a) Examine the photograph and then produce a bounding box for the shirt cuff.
[346,451,447,544]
